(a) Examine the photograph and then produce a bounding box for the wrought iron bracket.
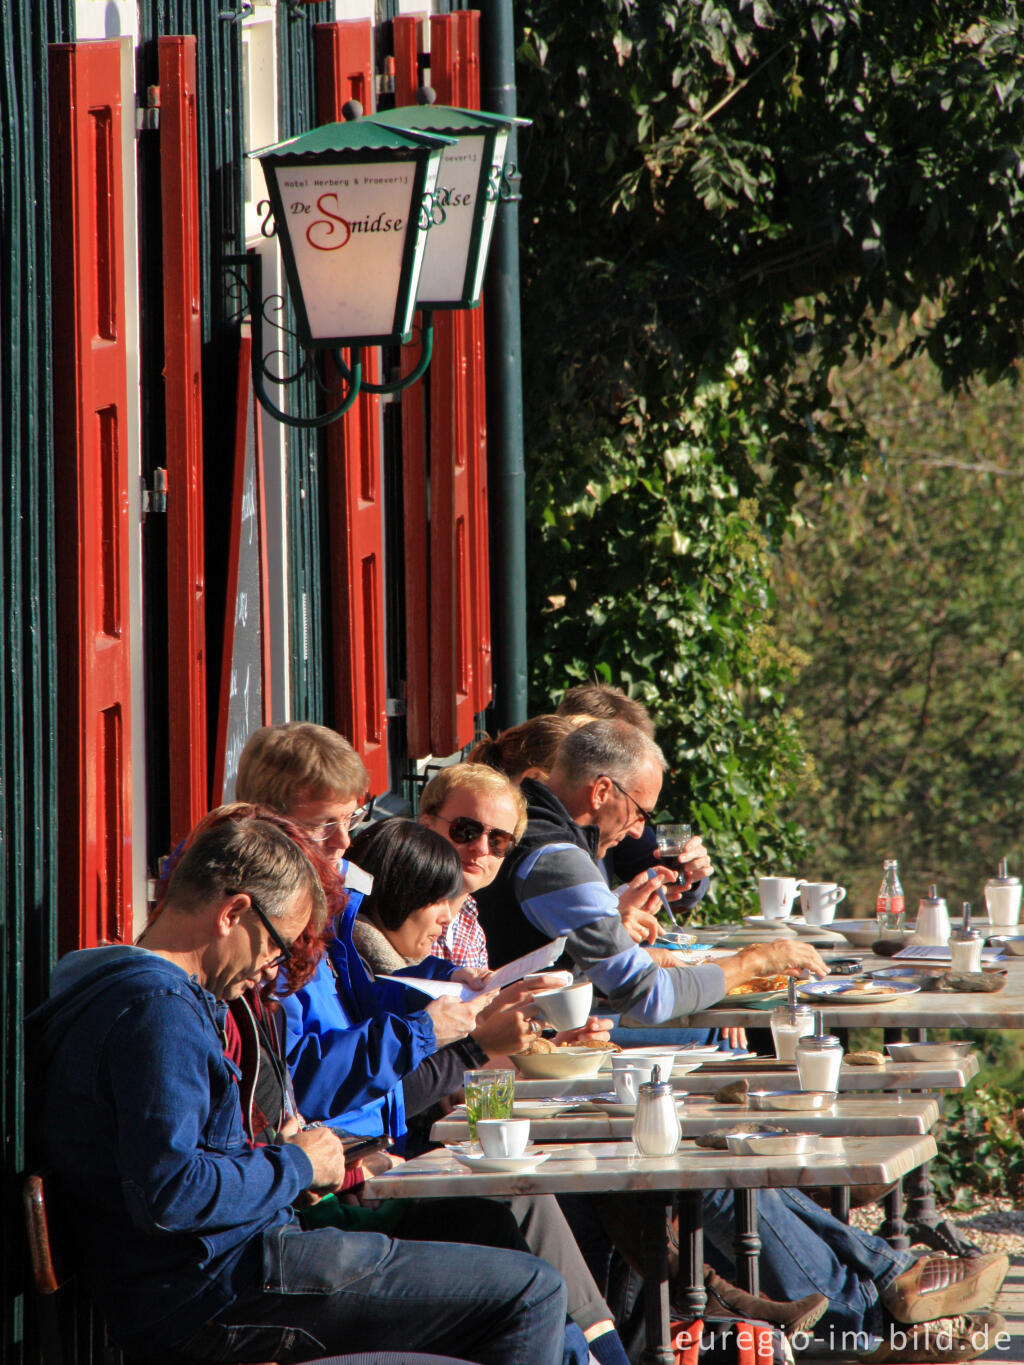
[223,252,434,428]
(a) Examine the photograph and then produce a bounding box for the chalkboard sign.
[213,328,271,803]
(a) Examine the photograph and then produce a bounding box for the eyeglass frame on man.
[603,775,656,828]
[294,803,369,844]
[228,887,293,966]
[433,813,517,858]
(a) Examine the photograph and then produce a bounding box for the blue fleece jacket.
[279,901,454,1142]
[26,946,312,1356]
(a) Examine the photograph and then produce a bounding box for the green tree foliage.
[515,1,1024,911]
[775,335,1024,914]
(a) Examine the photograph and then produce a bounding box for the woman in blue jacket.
[278,820,536,1144]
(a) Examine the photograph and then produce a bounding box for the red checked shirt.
[430,895,489,970]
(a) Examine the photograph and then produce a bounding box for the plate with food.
[798,979,920,1004]
[512,1038,618,1080]
[710,973,793,1007]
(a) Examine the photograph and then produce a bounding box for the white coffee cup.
[757,876,806,920]
[532,980,593,1031]
[611,1053,676,1103]
[799,882,847,926]
[477,1118,531,1158]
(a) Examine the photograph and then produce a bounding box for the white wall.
[74,0,138,42]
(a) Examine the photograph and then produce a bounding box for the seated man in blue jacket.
[28,809,567,1365]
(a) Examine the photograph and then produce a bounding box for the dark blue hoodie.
[27,946,312,1355]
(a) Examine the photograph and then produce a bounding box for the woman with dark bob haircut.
[348,819,464,969]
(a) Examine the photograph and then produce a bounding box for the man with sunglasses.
[418,763,526,970]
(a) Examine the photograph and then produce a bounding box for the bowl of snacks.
[512,1038,618,1080]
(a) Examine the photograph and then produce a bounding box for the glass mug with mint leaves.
[463,1068,516,1145]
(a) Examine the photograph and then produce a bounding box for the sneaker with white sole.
[861,1312,1006,1363]
[880,1253,1009,1325]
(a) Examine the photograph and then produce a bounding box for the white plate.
[449,1148,551,1174]
[597,1056,704,1076]
[798,979,920,1004]
[509,1100,576,1119]
[586,1092,686,1114]
[745,914,805,927]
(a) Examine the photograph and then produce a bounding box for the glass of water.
[463,1068,515,1146]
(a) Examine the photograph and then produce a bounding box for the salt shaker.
[912,886,951,946]
[985,859,1022,929]
[632,1065,681,1156]
[949,902,983,973]
[795,1014,844,1095]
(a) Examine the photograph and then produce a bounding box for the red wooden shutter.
[159,36,208,841]
[427,14,475,755]
[49,41,133,951]
[315,21,389,793]
[394,15,433,758]
[455,9,493,715]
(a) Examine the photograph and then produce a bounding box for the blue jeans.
[158,1224,568,1365]
[701,1189,916,1337]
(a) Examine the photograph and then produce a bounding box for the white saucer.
[449,1148,551,1174]
[745,913,804,927]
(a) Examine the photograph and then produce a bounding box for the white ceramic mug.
[611,1053,676,1103]
[757,876,807,920]
[476,1118,531,1158]
[532,980,594,1031]
[799,882,847,926]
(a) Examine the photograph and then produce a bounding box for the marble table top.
[367,1133,938,1201]
[512,1052,978,1098]
[431,1093,941,1145]
[680,955,1024,1029]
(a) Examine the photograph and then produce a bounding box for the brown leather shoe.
[701,1266,828,1339]
[880,1253,1009,1325]
[862,1312,1006,1363]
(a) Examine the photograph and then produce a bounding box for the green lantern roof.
[250,120,454,161]
[370,105,530,136]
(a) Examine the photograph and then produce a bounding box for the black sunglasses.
[435,813,517,858]
[605,775,656,827]
[230,888,293,966]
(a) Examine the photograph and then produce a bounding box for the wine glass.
[653,823,692,928]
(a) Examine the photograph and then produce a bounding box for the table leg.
[878,1177,909,1250]
[676,1191,707,1320]
[885,1027,981,1258]
[733,1189,760,1294]
[639,1192,681,1365]
[830,1187,851,1224]
[903,1161,982,1257]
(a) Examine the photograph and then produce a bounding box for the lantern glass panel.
[468,127,509,303]
[419,134,486,302]
[270,154,440,345]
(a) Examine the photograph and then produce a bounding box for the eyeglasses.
[434,813,517,858]
[604,775,655,828]
[230,888,293,967]
[295,805,367,843]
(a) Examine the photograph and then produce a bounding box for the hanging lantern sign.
[253,120,454,349]
[369,105,529,310]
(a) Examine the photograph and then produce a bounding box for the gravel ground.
[850,1196,1024,1255]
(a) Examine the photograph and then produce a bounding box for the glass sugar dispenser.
[632,1065,682,1156]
